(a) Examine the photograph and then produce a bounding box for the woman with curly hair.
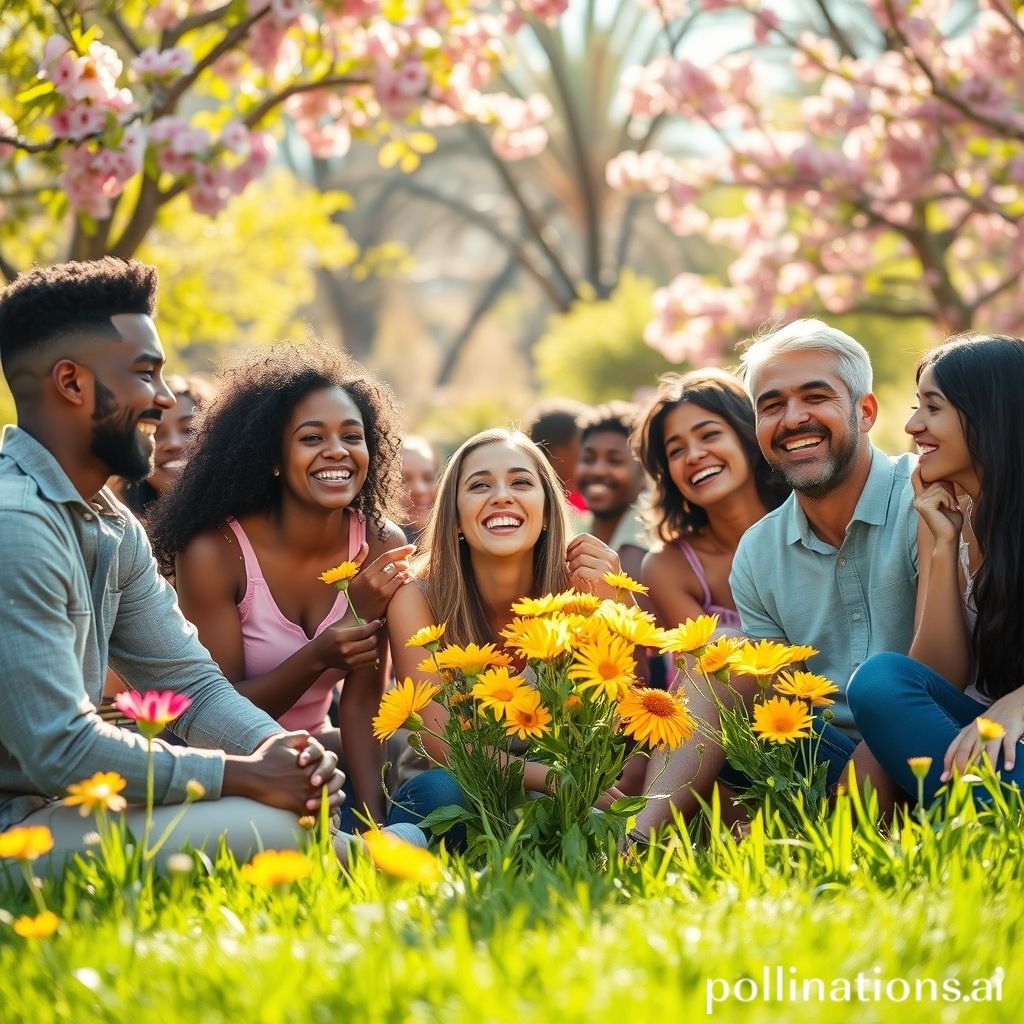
[148,342,415,827]
[635,368,790,632]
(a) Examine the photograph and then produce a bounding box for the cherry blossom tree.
[0,0,568,279]
[611,0,1024,363]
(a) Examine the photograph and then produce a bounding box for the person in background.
[117,373,215,521]
[523,397,591,521]
[400,435,438,544]
[575,401,650,585]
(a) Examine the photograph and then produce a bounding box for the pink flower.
[0,113,15,161]
[114,690,191,737]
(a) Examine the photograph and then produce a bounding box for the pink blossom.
[518,0,568,26]
[270,0,303,24]
[41,34,70,68]
[220,119,251,154]
[131,46,195,81]
[752,7,781,44]
[65,104,108,141]
[114,690,192,734]
[0,113,15,161]
[48,52,80,95]
[170,126,211,156]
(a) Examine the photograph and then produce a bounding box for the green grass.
[2,780,1023,1023]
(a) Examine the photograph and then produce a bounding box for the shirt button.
[852,612,862,621]
[838,557,847,567]
[82,512,93,521]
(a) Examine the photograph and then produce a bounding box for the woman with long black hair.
[849,333,1024,801]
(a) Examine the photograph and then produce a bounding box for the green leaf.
[16,81,54,103]
[608,796,647,816]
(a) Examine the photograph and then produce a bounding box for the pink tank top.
[227,514,367,732]
[676,539,742,631]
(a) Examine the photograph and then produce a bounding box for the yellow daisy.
[504,690,553,741]
[907,756,933,780]
[602,570,649,595]
[729,640,799,679]
[64,771,128,817]
[502,616,572,661]
[13,912,60,939]
[318,561,360,586]
[0,825,54,861]
[659,614,719,654]
[976,717,1006,742]
[434,642,506,676]
[405,623,447,649]
[240,849,312,886]
[617,688,696,749]
[568,632,637,701]
[595,601,665,648]
[783,644,819,663]
[560,592,602,615]
[363,828,442,882]
[510,592,574,617]
[471,667,532,722]
[773,671,839,707]
[751,696,815,744]
[695,636,742,675]
[373,678,440,740]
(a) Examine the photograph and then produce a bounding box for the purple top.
[676,539,742,631]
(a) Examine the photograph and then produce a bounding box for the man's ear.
[858,391,879,433]
[52,359,89,408]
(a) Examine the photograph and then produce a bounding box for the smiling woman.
[385,428,629,836]
[146,341,417,829]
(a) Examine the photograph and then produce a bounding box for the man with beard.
[0,258,351,871]
[730,318,919,736]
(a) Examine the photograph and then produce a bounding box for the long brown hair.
[633,368,788,543]
[414,428,571,646]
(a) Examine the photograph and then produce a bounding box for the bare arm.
[642,546,707,628]
[176,531,380,720]
[907,471,972,688]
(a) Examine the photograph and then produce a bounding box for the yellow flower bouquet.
[374,576,695,865]
[664,621,840,832]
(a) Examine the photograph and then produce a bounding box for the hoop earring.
[682,499,692,514]
[272,468,280,477]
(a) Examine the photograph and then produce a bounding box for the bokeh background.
[3,0,1018,454]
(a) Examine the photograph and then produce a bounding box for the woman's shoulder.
[365,515,409,553]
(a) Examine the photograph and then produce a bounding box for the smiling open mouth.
[483,514,523,529]
[779,435,825,453]
[312,469,353,482]
[136,422,157,437]
[689,465,724,485]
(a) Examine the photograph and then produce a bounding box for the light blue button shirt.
[0,426,281,830]
[729,447,918,735]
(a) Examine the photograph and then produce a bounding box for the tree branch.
[162,1,235,46]
[243,75,369,129]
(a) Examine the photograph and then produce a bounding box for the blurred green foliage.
[534,272,678,403]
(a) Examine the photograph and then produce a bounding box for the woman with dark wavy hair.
[849,333,1024,803]
[634,368,789,632]
[148,341,416,827]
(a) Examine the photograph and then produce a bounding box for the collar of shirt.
[783,445,895,551]
[1,425,121,520]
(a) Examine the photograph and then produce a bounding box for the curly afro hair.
[147,341,404,575]
[0,258,157,381]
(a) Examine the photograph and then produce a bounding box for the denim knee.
[389,769,464,822]
[847,651,917,726]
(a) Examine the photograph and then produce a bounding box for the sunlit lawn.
[2,780,1022,1024]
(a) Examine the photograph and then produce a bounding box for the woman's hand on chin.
[911,465,963,547]
[566,533,620,599]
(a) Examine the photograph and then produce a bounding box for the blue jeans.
[848,652,1023,804]
[718,717,856,793]
[388,768,467,845]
